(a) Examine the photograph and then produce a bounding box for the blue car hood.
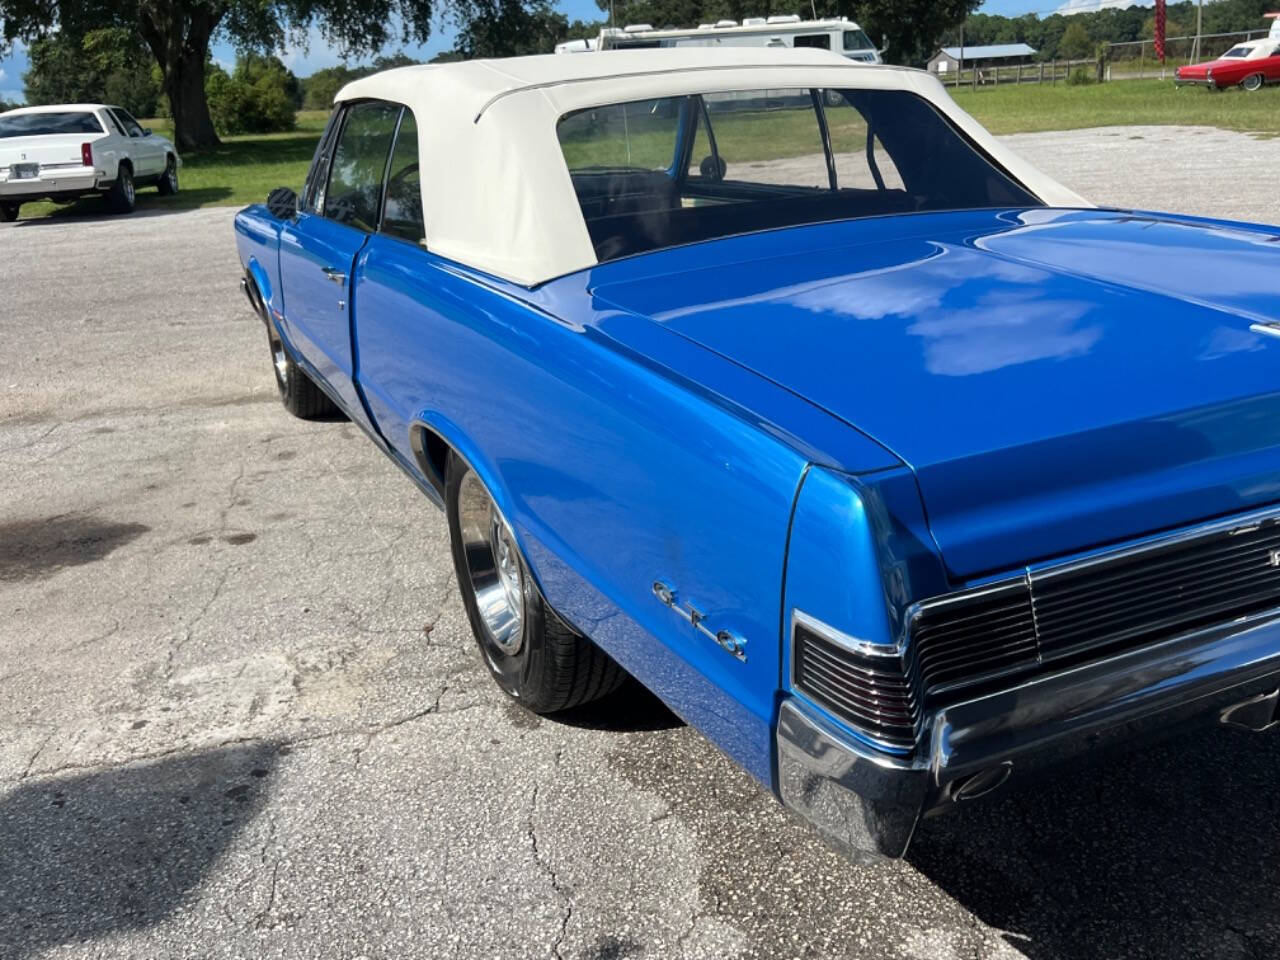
[589,209,1280,580]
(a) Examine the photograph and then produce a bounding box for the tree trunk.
[166,49,219,151]
[137,2,226,151]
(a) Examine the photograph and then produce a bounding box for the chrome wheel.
[1243,73,1264,92]
[457,468,525,655]
[123,172,135,205]
[267,322,289,390]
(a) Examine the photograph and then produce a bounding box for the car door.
[278,99,401,425]
[350,107,426,463]
[1267,45,1280,82]
[109,107,164,176]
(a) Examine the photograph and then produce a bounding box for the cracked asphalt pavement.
[3,128,1280,960]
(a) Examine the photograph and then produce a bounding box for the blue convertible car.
[235,49,1280,861]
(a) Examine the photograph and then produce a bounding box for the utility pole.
[958,24,964,88]
[1191,0,1203,62]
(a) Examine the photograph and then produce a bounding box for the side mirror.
[698,155,727,182]
[142,127,152,136]
[266,186,299,220]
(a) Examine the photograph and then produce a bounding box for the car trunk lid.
[0,132,106,176]
[588,208,1280,580]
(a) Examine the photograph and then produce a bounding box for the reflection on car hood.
[589,208,1280,580]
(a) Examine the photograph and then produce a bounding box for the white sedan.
[0,103,181,222]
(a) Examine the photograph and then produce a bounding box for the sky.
[0,0,1156,104]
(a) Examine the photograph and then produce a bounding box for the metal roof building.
[928,43,1037,74]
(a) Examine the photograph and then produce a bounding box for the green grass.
[950,78,1280,136]
[18,110,329,220]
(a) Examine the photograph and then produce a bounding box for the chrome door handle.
[321,266,346,284]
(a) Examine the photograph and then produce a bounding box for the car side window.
[380,110,424,245]
[103,111,128,137]
[323,101,400,232]
[825,97,907,192]
[111,108,144,137]
[304,109,343,213]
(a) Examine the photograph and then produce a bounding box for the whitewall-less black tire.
[446,455,626,713]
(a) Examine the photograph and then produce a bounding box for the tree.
[1058,19,1092,59]
[298,53,417,111]
[24,27,162,116]
[301,65,366,110]
[0,0,440,151]
[449,0,568,58]
[206,54,299,134]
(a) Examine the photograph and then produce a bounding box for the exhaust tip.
[949,762,1013,803]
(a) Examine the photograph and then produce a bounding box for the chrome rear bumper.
[777,608,1280,862]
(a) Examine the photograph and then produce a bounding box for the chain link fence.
[1106,29,1274,80]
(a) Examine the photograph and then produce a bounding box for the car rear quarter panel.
[351,235,873,785]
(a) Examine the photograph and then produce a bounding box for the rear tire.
[446,455,626,714]
[106,164,135,213]
[1242,73,1264,92]
[0,203,18,223]
[157,155,179,195]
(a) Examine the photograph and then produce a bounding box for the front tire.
[157,155,179,195]
[1242,73,1264,92]
[446,456,625,713]
[264,309,339,419]
[106,164,135,213]
[0,203,18,223]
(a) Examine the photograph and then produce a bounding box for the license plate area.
[11,162,39,180]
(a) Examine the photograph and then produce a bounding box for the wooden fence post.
[1039,62,1045,83]
[1052,59,1057,85]
[994,65,999,87]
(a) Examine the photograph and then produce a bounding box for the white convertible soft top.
[336,49,1089,286]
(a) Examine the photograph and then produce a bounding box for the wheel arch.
[408,416,543,589]
[243,260,274,319]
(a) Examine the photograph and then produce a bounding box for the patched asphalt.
[2,128,1279,959]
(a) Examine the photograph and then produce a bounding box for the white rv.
[555,16,881,64]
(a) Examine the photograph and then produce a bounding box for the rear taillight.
[81,142,93,168]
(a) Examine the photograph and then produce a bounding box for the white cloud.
[0,68,6,83]
[1055,0,1154,15]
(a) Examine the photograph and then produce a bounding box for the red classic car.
[1175,39,1280,90]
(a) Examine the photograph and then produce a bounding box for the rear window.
[556,87,1041,263]
[0,111,104,138]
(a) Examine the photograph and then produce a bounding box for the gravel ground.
[2,127,1279,960]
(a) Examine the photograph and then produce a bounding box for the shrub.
[205,55,297,135]
[1066,67,1095,85]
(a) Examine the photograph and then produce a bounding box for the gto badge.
[652,580,748,662]
[1269,549,1280,568]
